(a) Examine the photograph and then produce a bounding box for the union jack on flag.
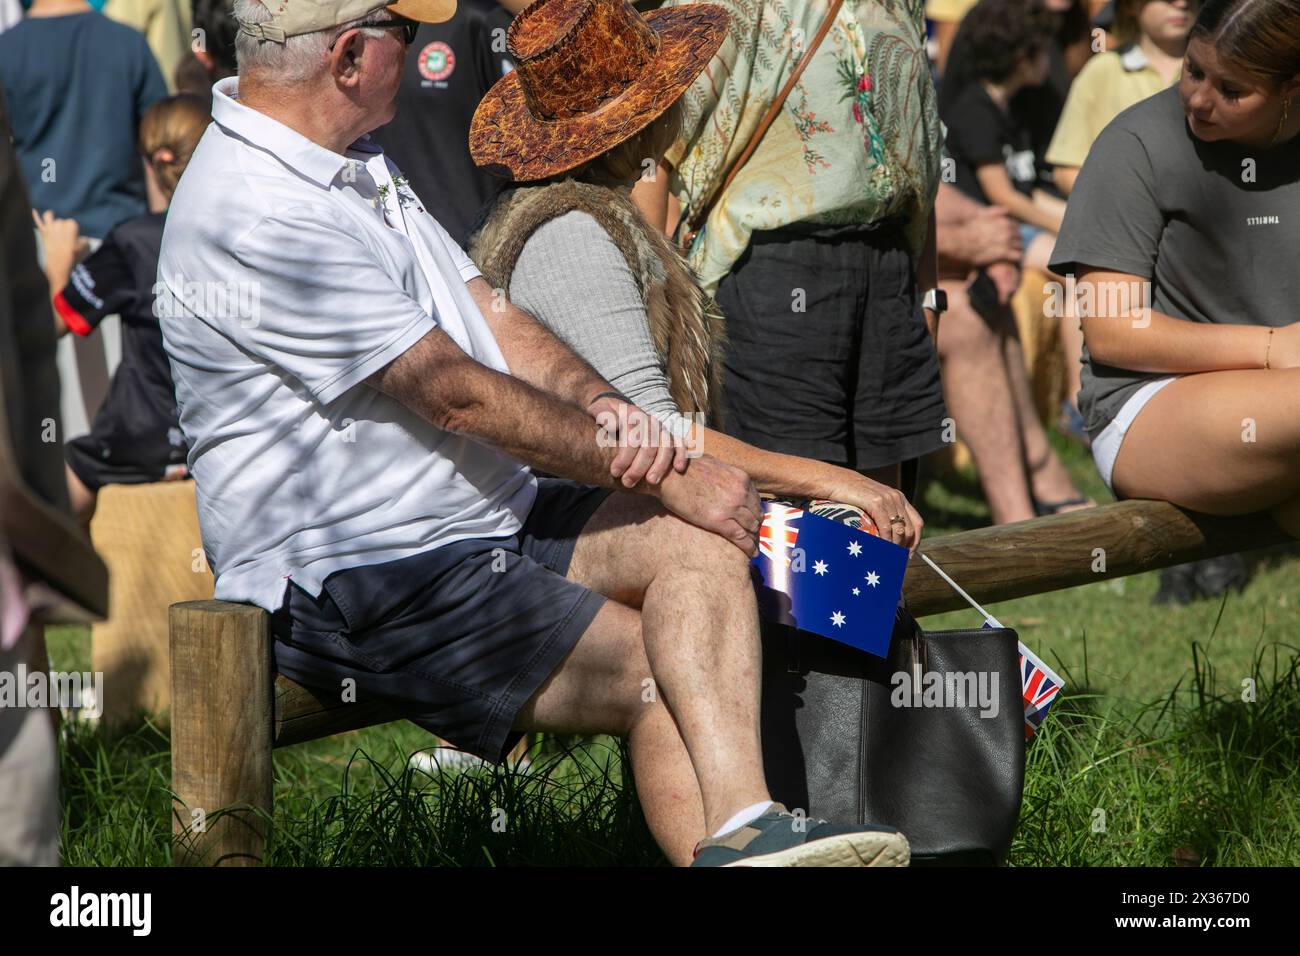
[1020,644,1064,740]
[758,504,803,565]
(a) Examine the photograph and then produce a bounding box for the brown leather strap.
[680,0,845,245]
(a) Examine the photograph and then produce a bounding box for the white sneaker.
[408,748,488,776]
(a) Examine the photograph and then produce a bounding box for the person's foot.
[690,803,909,867]
[1153,562,1199,605]
[1032,495,1094,517]
[1192,554,1250,599]
[1152,556,1250,606]
[409,747,499,776]
[1026,449,1093,515]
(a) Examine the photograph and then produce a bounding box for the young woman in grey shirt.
[1049,0,1300,541]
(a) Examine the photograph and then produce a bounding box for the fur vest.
[468,179,724,424]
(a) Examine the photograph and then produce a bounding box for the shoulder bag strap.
[678,0,845,249]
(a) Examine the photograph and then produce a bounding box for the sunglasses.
[329,16,419,51]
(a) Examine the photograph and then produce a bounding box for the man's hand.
[587,393,687,488]
[651,454,761,556]
[964,206,1022,268]
[986,260,1022,305]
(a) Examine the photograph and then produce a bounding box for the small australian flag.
[751,502,908,658]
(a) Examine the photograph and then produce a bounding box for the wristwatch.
[922,288,948,316]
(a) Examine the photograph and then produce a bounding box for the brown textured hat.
[469,0,728,182]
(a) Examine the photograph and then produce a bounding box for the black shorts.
[269,478,612,763]
[65,433,186,491]
[714,221,950,471]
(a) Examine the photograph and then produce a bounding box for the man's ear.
[331,30,364,86]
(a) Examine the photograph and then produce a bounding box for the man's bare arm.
[466,276,613,409]
[367,325,621,484]
[365,326,763,552]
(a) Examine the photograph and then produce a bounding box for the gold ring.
[889,514,906,525]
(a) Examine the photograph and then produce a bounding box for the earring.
[1269,96,1293,147]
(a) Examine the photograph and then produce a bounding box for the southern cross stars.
[847,540,862,557]
[813,560,829,575]
[831,611,846,627]
[864,570,880,587]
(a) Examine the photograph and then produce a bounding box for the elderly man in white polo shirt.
[157,0,911,867]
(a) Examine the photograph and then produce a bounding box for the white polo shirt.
[158,77,537,611]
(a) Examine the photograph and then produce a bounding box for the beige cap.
[237,0,457,43]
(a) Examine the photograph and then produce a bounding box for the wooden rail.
[169,498,1292,864]
[904,499,1288,616]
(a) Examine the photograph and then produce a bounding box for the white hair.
[233,0,393,84]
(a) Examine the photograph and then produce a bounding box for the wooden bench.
[169,498,1290,865]
[92,480,213,726]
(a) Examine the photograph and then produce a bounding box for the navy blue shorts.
[269,479,612,762]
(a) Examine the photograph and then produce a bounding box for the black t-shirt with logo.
[941,82,1038,206]
[940,29,1073,199]
[55,211,188,488]
[370,0,515,245]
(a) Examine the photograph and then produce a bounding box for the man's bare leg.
[996,309,1092,512]
[514,493,770,864]
[936,280,1037,523]
[515,597,709,864]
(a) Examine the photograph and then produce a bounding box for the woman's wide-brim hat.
[470,0,729,182]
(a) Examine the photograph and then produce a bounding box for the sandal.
[1032,495,1093,517]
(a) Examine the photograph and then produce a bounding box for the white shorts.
[1091,376,1180,496]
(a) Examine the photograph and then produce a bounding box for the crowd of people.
[1,0,1297,866]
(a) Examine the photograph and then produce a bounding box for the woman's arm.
[687,423,924,553]
[1076,266,1287,372]
[507,211,690,421]
[1053,166,1080,196]
[31,210,86,336]
[974,164,1064,233]
[931,19,961,76]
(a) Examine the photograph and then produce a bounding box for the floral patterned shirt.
[664,0,943,295]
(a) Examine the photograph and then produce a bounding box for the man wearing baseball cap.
[233,0,457,44]
[156,0,912,867]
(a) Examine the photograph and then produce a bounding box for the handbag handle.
[677,0,845,251]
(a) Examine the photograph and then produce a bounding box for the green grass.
[47,429,1300,865]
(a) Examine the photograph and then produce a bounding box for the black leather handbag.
[758,598,1026,865]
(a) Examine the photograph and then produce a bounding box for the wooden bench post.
[170,600,273,866]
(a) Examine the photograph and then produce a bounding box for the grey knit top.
[506,211,693,438]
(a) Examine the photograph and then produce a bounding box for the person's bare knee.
[645,517,754,619]
[937,282,1002,360]
[570,492,754,608]
[65,464,96,531]
[568,492,678,606]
